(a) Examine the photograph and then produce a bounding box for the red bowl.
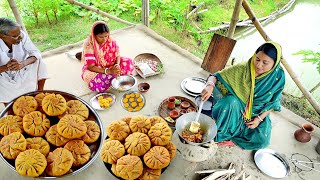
[187,107,196,113]
[138,82,150,93]
[179,109,187,115]
[181,101,190,109]
[169,110,180,120]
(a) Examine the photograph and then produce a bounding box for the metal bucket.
[175,112,217,146]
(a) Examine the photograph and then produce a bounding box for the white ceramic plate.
[254,149,290,179]
[90,93,116,110]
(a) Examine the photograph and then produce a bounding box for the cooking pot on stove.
[175,112,217,146]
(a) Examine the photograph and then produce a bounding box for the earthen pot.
[169,110,180,120]
[294,123,314,143]
[181,101,190,109]
[167,97,176,110]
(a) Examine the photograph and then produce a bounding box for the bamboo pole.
[242,0,320,115]
[142,0,150,27]
[66,0,135,26]
[227,0,243,38]
[7,0,27,33]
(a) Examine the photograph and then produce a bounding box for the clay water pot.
[294,123,314,143]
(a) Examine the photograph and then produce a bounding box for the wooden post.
[227,0,243,38]
[7,0,27,33]
[142,0,150,27]
[242,0,320,115]
[66,0,135,26]
[201,34,236,73]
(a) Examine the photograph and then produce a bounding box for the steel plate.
[120,91,146,112]
[181,77,206,97]
[254,149,290,179]
[90,93,116,110]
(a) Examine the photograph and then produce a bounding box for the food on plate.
[45,125,70,147]
[148,123,172,146]
[122,98,128,103]
[101,140,125,164]
[0,115,23,136]
[13,96,38,117]
[107,120,130,141]
[46,148,73,176]
[100,140,125,164]
[148,116,167,126]
[34,92,51,106]
[98,95,113,109]
[60,100,89,120]
[116,154,143,180]
[143,146,170,169]
[164,142,177,160]
[15,149,47,177]
[129,115,151,133]
[23,111,50,137]
[81,121,100,144]
[26,137,50,157]
[139,168,161,180]
[57,115,87,139]
[122,92,145,112]
[137,97,143,102]
[182,128,204,143]
[0,132,26,159]
[125,132,151,156]
[64,140,91,167]
[120,116,132,125]
[111,164,120,177]
[42,94,67,116]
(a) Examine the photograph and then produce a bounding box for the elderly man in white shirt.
[0,18,48,105]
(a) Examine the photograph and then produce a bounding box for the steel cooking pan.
[175,112,217,146]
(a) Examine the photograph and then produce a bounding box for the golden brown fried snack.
[164,141,177,160]
[35,92,51,106]
[139,167,161,180]
[81,120,100,144]
[26,137,50,157]
[46,148,73,176]
[111,164,120,177]
[23,111,50,137]
[148,116,167,126]
[15,149,47,177]
[107,120,130,141]
[45,125,70,147]
[120,116,132,125]
[148,123,172,146]
[129,115,151,134]
[59,100,89,120]
[13,96,38,117]
[0,115,23,136]
[42,94,67,116]
[143,146,170,170]
[0,132,26,159]
[100,139,125,164]
[57,115,87,139]
[64,140,91,167]
[124,132,151,156]
[116,155,143,180]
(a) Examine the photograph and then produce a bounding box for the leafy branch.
[293,50,320,74]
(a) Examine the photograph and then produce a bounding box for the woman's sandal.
[216,140,235,147]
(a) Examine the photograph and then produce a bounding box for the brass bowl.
[0,90,104,178]
[111,75,137,91]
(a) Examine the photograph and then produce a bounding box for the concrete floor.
[0,25,320,180]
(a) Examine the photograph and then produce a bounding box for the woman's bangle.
[257,115,264,122]
[104,68,109,74]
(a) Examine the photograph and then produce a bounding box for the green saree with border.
[211,41,285,150]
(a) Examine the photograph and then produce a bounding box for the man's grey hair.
[0,18,20,35]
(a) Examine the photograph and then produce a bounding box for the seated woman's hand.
[109,65,120,77]
[245,117,260,129]
[201,86,214,102]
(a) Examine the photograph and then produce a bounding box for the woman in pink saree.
[81,21,134,92]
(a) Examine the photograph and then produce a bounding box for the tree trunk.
[45,12,51,24]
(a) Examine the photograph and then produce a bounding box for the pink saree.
[81,21,134,92]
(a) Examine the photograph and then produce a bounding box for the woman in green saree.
[201,41,285,150]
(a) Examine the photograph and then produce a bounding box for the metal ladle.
[189,100,204,133]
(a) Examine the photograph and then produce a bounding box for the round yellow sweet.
[128,108,134,112]
[135,107,141,111]
[135,93,140,98]
[137,97,143,102]
[122,98,128,103]
[98,96,103,100]
[131,102,137,108]
[130,94,135,98]
[138,102,144,107]
[125,95,131,99]
[124,103,129,108]
[106,97,113,102]
[129,98,135,102]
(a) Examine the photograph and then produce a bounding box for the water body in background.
[230,0,320,101]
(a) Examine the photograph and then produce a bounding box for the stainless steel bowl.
[0,90,105,178]
[111,75,137,91]
[175,112,217,146]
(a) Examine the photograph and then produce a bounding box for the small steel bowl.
[111,75,137,91]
